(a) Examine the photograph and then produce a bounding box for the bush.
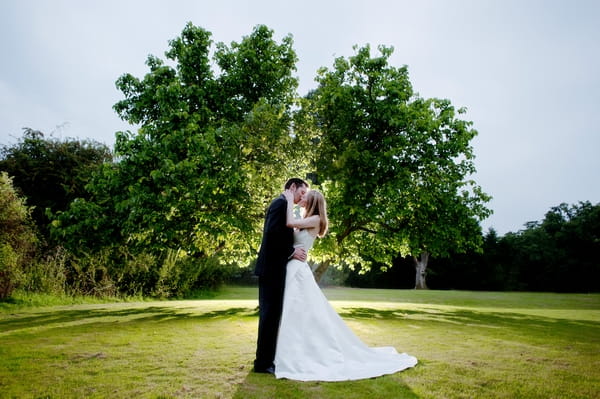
[0,243,21,298]
[66,248,119,297]
[49,246,238,299]
[153,251,237,298]
[0,172,37,299]
[21,246,68,295]
[0,128,112,242]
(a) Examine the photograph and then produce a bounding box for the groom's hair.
[284,178,309,190]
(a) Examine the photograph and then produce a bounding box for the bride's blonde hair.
[304,190,328,237]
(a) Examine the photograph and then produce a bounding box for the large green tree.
[308,45,491,288]
[53,23,307,264]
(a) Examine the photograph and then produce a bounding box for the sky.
[1,0,599,235]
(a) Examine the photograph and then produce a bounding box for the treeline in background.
[339,202,599,293]
[2,129,598,298]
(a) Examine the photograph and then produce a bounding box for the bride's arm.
[284,190,320,230]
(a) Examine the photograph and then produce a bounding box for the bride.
[273,188,418,381]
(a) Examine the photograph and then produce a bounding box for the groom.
[253,178,309,373]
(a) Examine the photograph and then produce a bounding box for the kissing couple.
[253,178,417,381]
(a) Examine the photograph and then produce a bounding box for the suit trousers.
[254,273,286,370]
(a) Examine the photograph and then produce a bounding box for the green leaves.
[0,172,38,298]
[309,44,491,272]
[0,129,112,242]
[56,23,305,267]
[50,25,492,292]
[214,25,298,122]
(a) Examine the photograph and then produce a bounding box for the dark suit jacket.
[255,194,294,278]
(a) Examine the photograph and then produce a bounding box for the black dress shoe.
[253,366,275,374]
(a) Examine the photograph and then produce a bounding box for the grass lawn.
[0,286,598,398]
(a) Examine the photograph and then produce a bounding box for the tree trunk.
[312,260,331,283]
[413,251,429,289]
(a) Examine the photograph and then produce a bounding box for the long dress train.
[274,229,417,381]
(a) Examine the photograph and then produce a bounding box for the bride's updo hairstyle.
[304,190,328,237]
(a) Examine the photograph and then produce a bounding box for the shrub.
[0,243,21,298]
[0,128,112,242]
[66,248,118,297]
[153,251,237,298]
[21,246,68,295]
[0,172,37,298]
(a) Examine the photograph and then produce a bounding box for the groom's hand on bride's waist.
[291,247,307,262]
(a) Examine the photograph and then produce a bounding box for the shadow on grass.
[232,370,421,399]
[2,304,599,344]
[0,306,259,335]
[338,307,600,343]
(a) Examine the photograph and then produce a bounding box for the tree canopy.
[53,23,309,263]
[306,45,491,287]
[44,24,494,295]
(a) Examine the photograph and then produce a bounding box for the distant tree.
[513,202,600,292]
[0,128,112,240]
[53,23,306,265]
[426,228,514,291]
[307,45,491,288]
[367,199,599,293]
[428,202,600,292]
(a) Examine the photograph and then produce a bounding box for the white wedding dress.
[274,229,418,381]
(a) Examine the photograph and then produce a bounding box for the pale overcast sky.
[1,0,599,235]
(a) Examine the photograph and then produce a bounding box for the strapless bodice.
[293,229,316,252]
